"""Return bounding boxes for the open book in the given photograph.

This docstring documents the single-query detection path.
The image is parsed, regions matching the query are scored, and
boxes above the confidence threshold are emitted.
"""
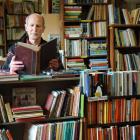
[15,38,58,74]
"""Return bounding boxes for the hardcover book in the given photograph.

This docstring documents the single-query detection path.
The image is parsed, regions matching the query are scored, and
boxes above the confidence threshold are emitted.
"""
[15,38,58,74]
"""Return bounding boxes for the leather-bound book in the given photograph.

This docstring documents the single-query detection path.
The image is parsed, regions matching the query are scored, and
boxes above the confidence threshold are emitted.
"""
[15,38,58,74]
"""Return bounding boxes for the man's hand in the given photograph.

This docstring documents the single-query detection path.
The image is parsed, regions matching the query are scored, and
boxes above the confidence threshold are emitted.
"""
[48,59,60,71]
[9,56,24,74]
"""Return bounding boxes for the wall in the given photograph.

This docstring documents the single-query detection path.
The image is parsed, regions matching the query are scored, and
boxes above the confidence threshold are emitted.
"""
[41,1,61,42]
[42,14,61,41]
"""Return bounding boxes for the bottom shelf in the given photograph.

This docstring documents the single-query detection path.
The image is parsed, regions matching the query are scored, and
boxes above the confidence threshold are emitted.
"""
[87,123,140,140]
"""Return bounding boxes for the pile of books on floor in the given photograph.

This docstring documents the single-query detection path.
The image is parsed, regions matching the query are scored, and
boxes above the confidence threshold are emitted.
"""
[12,105,45,122]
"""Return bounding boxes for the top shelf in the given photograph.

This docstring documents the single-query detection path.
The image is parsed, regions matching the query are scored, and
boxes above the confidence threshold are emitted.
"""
[0,77,80,85]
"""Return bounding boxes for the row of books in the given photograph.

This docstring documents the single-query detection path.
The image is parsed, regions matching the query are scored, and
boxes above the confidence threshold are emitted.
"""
[64,25,82,38]
[86,4,107,20]
[87,125,140,140]
[0,84,84,123]
[6,0,38,14]
[0,129,13,140]
[80,21,107,37]
[6,15,26,27]
[64,6,82,21]
[89,58,108,71]
[28,119,83,140]
[65,39,83,57]
[45,87,84,118]
[12,105,45,122]
[80,70,140,97]
[114,28,138,47]
[6,28,25,41]
[108,4,140,25]
[66,58,86,70]
[87,97,140,124]
[115,51,140,71]
[65,39,107,57]
[64,21,107,38]
[121,8,140,24]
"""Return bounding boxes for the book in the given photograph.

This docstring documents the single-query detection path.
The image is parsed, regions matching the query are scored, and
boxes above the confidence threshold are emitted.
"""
[5,102,14,122]
[12,105,42,113]
[15,38,58,74]
[0,95,8,123]
[6,129,13,140]
[19,74,52,81]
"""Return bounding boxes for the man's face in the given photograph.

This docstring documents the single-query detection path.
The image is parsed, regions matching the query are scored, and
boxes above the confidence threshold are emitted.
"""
[25,15,45,41]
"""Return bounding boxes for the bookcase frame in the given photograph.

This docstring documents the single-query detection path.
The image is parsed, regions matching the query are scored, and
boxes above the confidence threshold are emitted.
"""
[0,1,6,57]
[0,77,86,140]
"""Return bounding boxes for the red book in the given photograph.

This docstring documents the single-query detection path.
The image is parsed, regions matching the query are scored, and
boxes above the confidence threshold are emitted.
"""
[12,105,42,112]
[44,93,54,112]
[6,130,13,140]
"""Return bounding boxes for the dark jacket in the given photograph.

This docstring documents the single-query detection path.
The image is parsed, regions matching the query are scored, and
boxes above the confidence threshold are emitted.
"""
[2,33,64,73]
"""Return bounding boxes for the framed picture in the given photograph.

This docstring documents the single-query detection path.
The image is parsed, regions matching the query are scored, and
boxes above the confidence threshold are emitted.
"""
[12,87,36,107]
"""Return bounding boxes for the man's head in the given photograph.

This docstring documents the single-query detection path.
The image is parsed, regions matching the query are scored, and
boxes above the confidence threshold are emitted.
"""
[25,13,45,45]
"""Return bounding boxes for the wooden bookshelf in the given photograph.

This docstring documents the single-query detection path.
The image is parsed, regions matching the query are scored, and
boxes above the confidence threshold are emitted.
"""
[61,0,109,71]
[81,70,140,139]
[109,24,140,71]
[0,76,86,140]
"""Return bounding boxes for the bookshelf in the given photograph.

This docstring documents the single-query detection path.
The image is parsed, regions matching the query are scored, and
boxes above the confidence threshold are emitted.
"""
[5,0,42,49]
[109,24,140,71]
[0,76,86,140]
[0,1,6,57]
[61,0,109,71]
[80,70,140,139]
[108,0,140,71]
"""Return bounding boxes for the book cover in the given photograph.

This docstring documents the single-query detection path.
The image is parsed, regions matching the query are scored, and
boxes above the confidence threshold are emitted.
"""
[15,42,40,74]
[12,87,36,107]
[15,38,58,74]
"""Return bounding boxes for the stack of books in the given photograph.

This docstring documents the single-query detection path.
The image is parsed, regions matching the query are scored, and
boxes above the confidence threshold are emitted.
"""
[0,70,19,81]
[12,105,45,122]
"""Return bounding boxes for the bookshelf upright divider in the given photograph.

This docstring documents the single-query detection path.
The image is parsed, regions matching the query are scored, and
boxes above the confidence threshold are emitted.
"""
[0,1,6,57]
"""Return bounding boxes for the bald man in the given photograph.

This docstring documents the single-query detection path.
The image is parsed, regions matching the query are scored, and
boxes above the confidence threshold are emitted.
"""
[3,13,63,74]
